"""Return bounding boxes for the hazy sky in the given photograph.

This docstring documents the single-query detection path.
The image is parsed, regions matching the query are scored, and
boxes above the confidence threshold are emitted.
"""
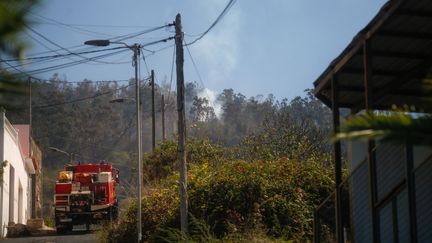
[21,0,387,101]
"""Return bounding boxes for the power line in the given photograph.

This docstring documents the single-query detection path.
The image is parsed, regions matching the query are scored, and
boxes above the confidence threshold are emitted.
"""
[1,48,130,80]
[184,39,219,110]
[35,22,162,29]
[0,46,127,63]
[143,44,174,58]
[36,79,131,84]
[31,13,116,38]
[5,36,174,65]
[167,44,176,106]
[26,25,123,65]
[1,58,132,85]
[23,23,173,58]
[184,0,237,46]
[25,36,174,75]
[33,82,138,109]
[23,29,130,71]
[184,39,205,89]
[24,30,64,57]
[26,48,130,76]
[0,57,35,78]
[2,37,174,86]
[112,24,174,42]
[141,55,150,77]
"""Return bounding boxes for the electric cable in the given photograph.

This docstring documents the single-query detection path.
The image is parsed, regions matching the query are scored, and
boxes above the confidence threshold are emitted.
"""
[111,24,174,42]
[184,0,236,46]
[33,82,136,109]
[41,79,131,84]
[2,36,174,78]
[0,57,131,85]
[0,46,127,63]
[23,23,173,58]
[26,25,125,65]
[26,48,130,76]
[184,39,218,110]
[184,39,205,89]
[31,13,117,38]
[142,54,151,77]
[143,44,174,58]
[167,44,176,106]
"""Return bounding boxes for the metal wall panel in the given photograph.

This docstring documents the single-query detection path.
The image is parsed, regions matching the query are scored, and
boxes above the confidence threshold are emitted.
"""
[397,189,409,243]
[415,157,432,242]
[350,161,372,243]
[379,203,394,243]
[375,143,405,201]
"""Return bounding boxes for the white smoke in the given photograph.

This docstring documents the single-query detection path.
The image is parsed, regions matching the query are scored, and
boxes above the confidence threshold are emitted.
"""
[197,88,223,119]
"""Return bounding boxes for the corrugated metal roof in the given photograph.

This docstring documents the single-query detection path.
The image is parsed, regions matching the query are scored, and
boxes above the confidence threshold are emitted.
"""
[314,0,432,112]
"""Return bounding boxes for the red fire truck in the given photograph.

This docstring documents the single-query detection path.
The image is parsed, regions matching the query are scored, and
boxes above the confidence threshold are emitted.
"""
[54,163,119,233]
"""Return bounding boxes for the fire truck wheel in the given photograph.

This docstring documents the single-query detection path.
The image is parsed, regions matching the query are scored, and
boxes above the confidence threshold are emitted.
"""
[56,225,72,235]
[56,226,67,234]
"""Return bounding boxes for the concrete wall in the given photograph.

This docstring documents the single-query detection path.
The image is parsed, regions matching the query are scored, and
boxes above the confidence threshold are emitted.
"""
[0,115,32,237]
[30,138,43,218]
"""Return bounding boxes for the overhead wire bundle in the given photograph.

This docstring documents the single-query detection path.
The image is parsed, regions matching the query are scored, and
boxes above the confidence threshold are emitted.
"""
[1,20,175,82]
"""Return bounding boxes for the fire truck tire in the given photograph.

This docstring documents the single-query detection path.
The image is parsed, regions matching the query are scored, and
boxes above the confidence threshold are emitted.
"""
[110,202,119,220]
[56,227,65,234]
[56,225,70,234]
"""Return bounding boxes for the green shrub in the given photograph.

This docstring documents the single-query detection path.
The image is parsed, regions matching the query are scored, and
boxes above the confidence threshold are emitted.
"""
[43,216,55,228]
[151,214,217,243]
[102,153,333,242]
[188,159,333,240]
[144,139,224,181]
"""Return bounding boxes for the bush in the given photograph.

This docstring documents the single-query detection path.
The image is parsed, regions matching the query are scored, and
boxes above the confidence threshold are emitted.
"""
[143,139,224,181]
[188,159,333,240]
[101,151,334,242]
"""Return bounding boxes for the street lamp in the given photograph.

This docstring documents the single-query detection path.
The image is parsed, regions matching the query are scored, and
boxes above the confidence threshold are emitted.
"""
[109,97,137,104]
[85,39,143,242]
[48,146,74,164]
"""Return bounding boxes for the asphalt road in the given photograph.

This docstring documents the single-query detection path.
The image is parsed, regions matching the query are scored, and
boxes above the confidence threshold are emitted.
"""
[2,226,99,243]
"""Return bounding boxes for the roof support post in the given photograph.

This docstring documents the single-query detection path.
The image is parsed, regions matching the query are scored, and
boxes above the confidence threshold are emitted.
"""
[363,39,380,243]
[405,143,418,243]
[313,208,321,243]
[331,75,344,243]
[0,108,4,238]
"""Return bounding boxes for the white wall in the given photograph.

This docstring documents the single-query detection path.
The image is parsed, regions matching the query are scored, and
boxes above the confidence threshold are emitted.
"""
[0,118,31,237]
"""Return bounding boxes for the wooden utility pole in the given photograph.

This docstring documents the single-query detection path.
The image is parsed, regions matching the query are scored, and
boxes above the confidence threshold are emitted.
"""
[29,77,36,219]
[161,95,166,141]
[175,13,188,234]
[151,70,156,151]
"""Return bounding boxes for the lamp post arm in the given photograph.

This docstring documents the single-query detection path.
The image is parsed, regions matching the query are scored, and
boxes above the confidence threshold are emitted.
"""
[48,146,70,157]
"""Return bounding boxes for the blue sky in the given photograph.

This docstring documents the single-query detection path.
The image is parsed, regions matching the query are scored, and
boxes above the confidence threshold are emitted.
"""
[22,0,387,101]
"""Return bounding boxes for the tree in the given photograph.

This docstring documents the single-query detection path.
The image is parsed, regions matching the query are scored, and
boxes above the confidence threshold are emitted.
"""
[0,0,37,58]
[0,0,38,109]
[235,90,333,163]
[189,96,216,122]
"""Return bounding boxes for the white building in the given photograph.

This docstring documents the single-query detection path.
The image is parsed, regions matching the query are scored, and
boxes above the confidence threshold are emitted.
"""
[0,109,35,237]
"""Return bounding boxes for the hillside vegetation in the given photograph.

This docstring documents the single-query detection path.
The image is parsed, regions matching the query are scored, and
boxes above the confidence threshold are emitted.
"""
[4,73,334,241]
[100,139,334,242]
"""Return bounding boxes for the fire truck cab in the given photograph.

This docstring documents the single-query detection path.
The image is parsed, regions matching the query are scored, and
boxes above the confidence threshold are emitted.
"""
[54,163,119,233]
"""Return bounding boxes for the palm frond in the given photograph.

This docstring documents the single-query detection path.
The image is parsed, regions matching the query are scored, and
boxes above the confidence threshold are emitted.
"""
[333,112,432,145]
